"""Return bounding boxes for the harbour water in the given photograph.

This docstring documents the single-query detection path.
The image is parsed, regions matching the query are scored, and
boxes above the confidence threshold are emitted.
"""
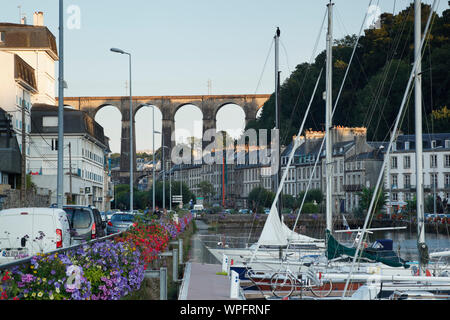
[190,219,450,264]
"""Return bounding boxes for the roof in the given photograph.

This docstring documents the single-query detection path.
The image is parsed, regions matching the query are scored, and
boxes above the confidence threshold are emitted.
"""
[346,150,383,161]
[30,104,109,150]
[393,133,450,152]
[281,138,355,166]
[0,23,58,60]
[14,54,37,92]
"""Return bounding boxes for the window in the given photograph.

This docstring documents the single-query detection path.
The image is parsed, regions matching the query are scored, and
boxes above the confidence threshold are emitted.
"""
[51,139,58,151]
[391,156,398,169]
[445,140,450,149]
[405,141,410,150]
[404,174,411,188]
[42,116,58,127]
[445,174,450,187]
[431,173,438,187]
[391,174,398,188]
[0,32,4,43]
[392,193,398,201]
[431,140,437,148]
[430,154,437,168]
[64,208,92,229]
[445,155,450,168]
[404,156,411,169]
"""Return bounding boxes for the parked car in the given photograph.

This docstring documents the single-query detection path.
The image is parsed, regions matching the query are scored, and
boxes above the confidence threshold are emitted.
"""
[100,211,107,222]
[0,207,71,263]
[106,213,137,235]
[264,208,270,215]
[62,205,106,244]
[106,211,114,221]
[238,209,251,214]
[193,204,204,211]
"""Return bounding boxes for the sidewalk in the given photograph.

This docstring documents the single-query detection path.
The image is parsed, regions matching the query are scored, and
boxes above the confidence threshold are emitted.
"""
[180,262,236,300]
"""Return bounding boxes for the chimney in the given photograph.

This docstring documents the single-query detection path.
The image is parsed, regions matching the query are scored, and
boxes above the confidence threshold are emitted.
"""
[33,11,44,26]
[21,14,27,25]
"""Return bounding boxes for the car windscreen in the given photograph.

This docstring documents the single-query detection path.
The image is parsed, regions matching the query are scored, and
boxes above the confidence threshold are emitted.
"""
[64,208,92,229]
[111,214,134,222]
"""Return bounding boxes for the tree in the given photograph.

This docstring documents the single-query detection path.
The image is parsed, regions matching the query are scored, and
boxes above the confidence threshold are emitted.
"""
[297,189,324,205]
[245,4,450,143]
[282,194,296,209]
[357,187,387,216]
[248,186,275,211]
[149,180,195,209]
[428,106,450,133]
[197,180,214,203]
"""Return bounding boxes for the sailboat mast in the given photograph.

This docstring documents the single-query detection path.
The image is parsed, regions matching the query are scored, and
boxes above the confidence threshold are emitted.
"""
[275,27,282,218]
[414,0,426,274]
[326,1,334,232]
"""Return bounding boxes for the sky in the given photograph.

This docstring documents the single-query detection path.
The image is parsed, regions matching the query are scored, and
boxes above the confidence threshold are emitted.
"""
[1,0,447,153]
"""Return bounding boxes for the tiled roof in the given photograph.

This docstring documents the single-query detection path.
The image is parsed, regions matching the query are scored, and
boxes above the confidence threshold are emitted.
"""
[0,23,58,60]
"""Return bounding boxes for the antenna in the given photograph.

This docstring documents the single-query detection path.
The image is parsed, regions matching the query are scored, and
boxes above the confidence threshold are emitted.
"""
[18,5,22,23]
[207,79,212,95]
[125,80,128,96]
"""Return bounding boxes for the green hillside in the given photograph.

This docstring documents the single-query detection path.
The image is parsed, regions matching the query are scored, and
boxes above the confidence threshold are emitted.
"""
[247,3,450,145]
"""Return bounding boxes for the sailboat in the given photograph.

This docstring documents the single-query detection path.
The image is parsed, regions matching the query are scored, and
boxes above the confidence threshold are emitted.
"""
[223,0,450,300]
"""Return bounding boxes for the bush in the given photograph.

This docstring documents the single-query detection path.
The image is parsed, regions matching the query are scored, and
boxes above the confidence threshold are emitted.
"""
[301,202,319,213]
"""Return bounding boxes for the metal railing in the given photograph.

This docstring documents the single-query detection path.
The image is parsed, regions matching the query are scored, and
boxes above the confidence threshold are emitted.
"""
[0,229,186,300]
[0,232,125,271]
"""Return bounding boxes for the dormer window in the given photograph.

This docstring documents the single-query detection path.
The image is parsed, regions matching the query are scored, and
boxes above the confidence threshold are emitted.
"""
[431,140,437,148]
[405,141,410,150]
[0,32,4,43]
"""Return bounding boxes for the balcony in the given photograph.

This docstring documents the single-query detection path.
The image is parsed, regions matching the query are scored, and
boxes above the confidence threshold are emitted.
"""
[343,184,363,192]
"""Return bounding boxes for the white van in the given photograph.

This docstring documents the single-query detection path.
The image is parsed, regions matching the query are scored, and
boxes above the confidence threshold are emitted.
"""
[0,208,71,264]
[193,204,204,211]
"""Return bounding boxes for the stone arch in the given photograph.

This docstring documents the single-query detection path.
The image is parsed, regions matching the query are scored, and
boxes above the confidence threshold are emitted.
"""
[173,102,204,120]
[133,103,162,119]
[134,104,163,154]
[173,104,204,145]
[92,103,121,119]
[213,101,245,120]
[215,103,246,139]
[94,105,123,155]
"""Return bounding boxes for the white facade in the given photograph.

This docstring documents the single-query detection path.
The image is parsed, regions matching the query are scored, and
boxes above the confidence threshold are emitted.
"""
[0,52,34,174]
[29,134,108,210]
[385,135,450,214]
[14,50,56,105]
[0,15,58,178]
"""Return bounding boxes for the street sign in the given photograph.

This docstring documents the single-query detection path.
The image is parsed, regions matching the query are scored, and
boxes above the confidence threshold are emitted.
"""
[172,195,183,203]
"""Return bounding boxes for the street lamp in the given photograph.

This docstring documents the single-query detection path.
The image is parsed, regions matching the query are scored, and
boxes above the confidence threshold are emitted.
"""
[56,0,64,208]
[110,47,133,213]
[161,145,171,210]
[153,128,161,213]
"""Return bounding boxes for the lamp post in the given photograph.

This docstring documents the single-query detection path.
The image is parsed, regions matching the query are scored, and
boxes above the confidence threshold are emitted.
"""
[56,0,64,208]
[161,145,170,210]
[151,108,161,213]
[110,47,133,213]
